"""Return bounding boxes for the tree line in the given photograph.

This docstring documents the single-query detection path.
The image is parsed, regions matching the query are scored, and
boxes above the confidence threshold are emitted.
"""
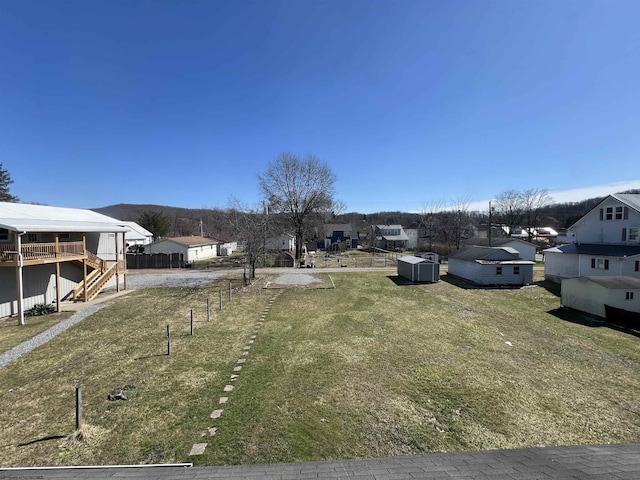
[2,158,631,282]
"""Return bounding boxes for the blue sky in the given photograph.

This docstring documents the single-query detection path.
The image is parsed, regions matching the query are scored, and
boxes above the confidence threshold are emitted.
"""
[2,0,639,214]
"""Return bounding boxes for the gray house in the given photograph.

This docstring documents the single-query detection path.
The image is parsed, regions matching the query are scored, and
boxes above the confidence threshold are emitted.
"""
[561,276,640,321]
[397,256,439,283]
[448,246,534,286]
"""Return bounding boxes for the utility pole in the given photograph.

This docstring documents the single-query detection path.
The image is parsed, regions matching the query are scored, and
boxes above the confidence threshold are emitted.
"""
[488,201,493,247]
[199,219,204,237]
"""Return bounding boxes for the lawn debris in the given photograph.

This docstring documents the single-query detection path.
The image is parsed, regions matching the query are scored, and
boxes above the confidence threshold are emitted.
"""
[107,388,128,401]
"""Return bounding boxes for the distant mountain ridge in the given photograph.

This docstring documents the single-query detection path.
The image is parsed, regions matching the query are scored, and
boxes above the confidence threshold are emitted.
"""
[92,191,639,238]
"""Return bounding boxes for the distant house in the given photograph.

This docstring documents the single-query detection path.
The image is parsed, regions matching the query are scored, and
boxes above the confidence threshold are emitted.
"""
[561,276,640,322]
[211,235,238,256]
[544,193,640,283]
[145,236,219,263]
[322,224,357,251]
[463,237,537,262]
[375,225,409,251]
[265,233,295,252]
[1,202,128,322]
[397,256,439,283]
[119,221,153,249]
[448,246,534,286]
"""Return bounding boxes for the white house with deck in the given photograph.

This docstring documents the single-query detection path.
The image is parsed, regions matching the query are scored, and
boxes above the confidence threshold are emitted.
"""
[0,202,128,324]
[544,194,640,283]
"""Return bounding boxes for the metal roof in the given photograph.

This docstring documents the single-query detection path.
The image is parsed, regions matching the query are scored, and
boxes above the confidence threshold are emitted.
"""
[449,246,522,262]
[544,243,640,257]
[577,276,640,289]
[0,202,128,233]
[464,237,536,248]
[151,236,219,247]
[119,221,153,240]
[398,255,436,265]
[381,233,409,241]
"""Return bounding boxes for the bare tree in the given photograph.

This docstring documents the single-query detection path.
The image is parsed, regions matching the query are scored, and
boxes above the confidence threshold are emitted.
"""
[259,153,340,260]
[418,200,445,251]
[494,189,525,236]
[522,188,552,241]
[226,198,271,284]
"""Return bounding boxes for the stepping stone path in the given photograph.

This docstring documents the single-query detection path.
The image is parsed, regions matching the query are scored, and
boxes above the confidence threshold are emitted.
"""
[190,289,284,456]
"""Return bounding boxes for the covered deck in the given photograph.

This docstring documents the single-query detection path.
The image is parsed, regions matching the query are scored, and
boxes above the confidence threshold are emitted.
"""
[0,240,86,266]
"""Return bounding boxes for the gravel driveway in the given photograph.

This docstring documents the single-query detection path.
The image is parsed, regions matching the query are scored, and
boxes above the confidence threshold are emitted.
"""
[118,269,227,289]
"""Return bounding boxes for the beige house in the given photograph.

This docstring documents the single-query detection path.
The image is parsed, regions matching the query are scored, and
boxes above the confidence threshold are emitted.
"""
[145,236,219,263]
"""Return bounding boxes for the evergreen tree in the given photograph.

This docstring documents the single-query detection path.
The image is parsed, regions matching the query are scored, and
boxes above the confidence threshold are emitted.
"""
[0,163,19,202]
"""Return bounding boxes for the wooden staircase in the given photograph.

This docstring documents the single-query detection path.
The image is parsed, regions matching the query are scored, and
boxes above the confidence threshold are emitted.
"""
[72,253,124,302]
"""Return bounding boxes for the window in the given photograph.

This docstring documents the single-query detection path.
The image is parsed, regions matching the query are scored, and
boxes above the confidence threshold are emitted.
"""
[27,233,38,242]
[59,233,71,240]
[0,229,8,241]
[615,206,623,220]
[496,266,502,275]
[626,292,634,300]
[629,228,639,242]
[514,266,520,274]
[606,207,613,220]
[591,258,609,270]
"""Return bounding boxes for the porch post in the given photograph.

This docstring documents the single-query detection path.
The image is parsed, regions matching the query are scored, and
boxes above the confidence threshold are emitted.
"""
[55,233,61,312]
[55,261,61,313]
[15,232,25,326]
[122,232,128,291]
[115,231,120,292]
[83,258,88,302]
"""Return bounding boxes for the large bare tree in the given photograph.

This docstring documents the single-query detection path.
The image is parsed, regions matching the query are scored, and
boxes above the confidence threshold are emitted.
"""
[494,189,525,236]
[522,188,552,241]
[259,153,339,260]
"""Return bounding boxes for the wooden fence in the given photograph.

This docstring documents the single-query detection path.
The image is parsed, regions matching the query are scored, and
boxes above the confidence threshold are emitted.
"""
[126,253,184,269]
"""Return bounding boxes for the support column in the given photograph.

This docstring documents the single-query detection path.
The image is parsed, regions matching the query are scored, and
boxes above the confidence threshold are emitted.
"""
[15,233,25,325]
[55,261,61,313]
[83,258,88,302]
[115,231,120,292]
[122,232,128,291]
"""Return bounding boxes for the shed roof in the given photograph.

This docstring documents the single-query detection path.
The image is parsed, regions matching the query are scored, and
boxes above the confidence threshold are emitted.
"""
[464,237,536,248]
[150,236,219,248]
[0,202,128,233]
[578,276,640,289]
[398,255,435,265]
[449,246,522,262]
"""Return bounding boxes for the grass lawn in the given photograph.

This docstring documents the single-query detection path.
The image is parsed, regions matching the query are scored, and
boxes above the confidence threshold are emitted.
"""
[0,271,638,467]
[0,311,74,355]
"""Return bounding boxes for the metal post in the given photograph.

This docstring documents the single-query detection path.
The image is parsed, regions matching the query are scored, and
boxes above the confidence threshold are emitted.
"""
[219,289,223,310]
[207,298,210,321]
[75,386,83,430]
[167,325,171,356]
[190,309,194,335]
